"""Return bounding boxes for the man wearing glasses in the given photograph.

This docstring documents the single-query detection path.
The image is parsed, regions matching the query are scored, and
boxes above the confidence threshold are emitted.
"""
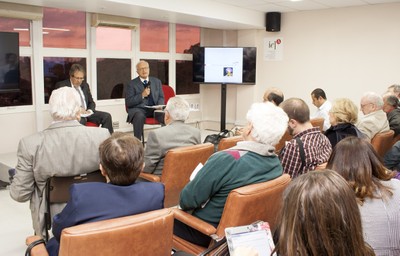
[55,63,114,134]
[126,60,165,140]
[356,91,389,141]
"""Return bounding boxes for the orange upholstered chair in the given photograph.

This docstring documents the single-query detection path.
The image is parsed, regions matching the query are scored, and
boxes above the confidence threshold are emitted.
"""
[217,136,244,151]
[371,130,395,158]
[139,143,214,208]
[26,208,174,256]
[310,117,324,132]
[172,174,291,255]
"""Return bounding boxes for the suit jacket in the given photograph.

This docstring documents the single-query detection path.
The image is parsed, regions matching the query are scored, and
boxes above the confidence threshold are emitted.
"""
[143,121,201,175]
[46,181,164,256]
[55,79,96,111]
[125,76,164,122]
[356,109,390,141]
[9,120,110,237]
[387,108,400,136]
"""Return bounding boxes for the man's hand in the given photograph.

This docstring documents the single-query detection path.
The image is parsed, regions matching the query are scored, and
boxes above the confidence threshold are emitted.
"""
[142,87,150,98]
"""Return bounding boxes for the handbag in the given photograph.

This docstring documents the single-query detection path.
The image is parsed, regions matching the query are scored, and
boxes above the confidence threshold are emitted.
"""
[203,129,232,152]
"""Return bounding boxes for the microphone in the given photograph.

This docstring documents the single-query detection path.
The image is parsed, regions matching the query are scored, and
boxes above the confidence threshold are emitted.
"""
[144,80,151,89]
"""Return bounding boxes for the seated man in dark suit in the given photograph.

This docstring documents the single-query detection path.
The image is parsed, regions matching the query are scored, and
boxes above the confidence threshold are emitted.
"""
[125,60,164,139]
[46,132,164,256]
[55,63,114,134]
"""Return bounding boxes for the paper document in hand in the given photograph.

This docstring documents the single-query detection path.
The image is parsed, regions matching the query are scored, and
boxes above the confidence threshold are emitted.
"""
[145,105,166,110]
[190,163,203,181]
[80,112,93,118]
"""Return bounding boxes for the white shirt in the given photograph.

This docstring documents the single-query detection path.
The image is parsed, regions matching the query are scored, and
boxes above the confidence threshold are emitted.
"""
[312,100,332,131]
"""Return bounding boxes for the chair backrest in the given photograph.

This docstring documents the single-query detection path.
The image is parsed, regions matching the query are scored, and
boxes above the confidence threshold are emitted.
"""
[371,129,395,158]
[161,143,214,207]
[217,136,244,151]
[162,84,175,105]
[59,208,174,256]
[275,130,292,153]
[215,174,291,238]
[45,171,106,240]
[310,117,324,132]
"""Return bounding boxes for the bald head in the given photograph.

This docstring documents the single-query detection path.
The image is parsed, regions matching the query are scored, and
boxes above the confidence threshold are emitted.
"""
[263,87,284,106]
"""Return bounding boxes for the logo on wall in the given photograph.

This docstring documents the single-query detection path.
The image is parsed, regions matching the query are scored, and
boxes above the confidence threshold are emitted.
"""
[264,37,283,61]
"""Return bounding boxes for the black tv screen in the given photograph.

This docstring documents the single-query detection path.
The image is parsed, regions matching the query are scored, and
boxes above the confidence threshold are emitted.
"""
[0,32,20,92]
[193,47,256,84]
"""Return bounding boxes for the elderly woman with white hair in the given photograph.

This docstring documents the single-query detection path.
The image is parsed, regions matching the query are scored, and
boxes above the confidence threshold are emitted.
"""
[174,102,289,247]
[10,86,110,238]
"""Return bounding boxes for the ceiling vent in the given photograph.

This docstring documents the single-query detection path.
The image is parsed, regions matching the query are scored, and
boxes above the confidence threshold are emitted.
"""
[91,13,139,29]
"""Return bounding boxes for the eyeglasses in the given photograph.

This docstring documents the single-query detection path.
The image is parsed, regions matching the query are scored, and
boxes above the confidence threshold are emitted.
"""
[360,102,373,109]
[138,67,149,71]
[72,76,84,80]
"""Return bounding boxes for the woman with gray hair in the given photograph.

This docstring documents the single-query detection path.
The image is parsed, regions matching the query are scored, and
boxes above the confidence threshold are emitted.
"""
[174,102,289,247]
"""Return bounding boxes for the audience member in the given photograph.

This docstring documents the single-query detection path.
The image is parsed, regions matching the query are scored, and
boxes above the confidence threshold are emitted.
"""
[126,60,165,139]
[9,87,110,237]
[382,93,400,136]
[387,84,400,99]
[279,98,332,178]
[356,92,389,141]
[324,98,365,148]
[310,88,332,131]
[143,97,201,175]
[174,102,288,247]
[273,170,375,256]
[55,64,114,134]
[46,132,164,256]
[262,87,284,106]
[384,141,400,173]
[327,136,400,255]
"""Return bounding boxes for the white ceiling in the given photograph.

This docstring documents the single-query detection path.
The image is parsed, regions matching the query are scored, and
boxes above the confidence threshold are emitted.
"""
[3,0,400,30]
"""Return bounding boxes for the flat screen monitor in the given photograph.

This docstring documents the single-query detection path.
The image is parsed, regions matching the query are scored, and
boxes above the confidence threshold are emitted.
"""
[0,32,20,92]
[193,47,256,84]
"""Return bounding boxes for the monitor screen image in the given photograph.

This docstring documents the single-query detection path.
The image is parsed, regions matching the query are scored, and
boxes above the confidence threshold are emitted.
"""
[193,46,256,84]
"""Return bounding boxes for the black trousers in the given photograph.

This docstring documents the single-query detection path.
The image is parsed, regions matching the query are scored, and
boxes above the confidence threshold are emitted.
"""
[80,110,114,134]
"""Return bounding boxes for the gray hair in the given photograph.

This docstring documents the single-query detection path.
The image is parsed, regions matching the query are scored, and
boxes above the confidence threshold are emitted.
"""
[165,97,190,121]
[49,87,81,121]
[362,92,383,108]
[246,102,289,146]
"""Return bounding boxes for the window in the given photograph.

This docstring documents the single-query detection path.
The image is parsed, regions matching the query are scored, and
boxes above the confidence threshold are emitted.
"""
[0,17,30,47]
[43,8,86,49]
[43,57,86,103]
[0,56,32,107]
[96,27,131,51]
[140,20,168,52]
[142,59,169,85]
[96,58,131,100]
[176,24,200,54]
[176,60,198,94]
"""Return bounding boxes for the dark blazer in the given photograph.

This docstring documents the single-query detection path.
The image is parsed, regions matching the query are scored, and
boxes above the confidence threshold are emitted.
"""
[324,123,365,148]
[387,108,400,136]
[125,76,164,122]
[55,79,96,111]
[46,181,164,256]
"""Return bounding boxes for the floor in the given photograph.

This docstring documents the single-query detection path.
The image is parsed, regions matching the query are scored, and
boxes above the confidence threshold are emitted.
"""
[0,128,219,255]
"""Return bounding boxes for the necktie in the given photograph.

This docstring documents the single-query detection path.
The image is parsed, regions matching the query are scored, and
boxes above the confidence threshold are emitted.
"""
[144,80,155,106]
[75,87,86,109]
[144,80,148,85]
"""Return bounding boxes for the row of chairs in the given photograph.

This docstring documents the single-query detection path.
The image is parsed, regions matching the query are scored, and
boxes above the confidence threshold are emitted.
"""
[27,174,291,256]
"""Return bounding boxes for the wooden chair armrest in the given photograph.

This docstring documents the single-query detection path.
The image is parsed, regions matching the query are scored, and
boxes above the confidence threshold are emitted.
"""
[26,235,48,256]
[172,208,217,236]
[139,172,161,182]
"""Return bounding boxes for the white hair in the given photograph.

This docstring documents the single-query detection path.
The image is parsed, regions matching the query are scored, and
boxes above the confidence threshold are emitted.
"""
[362,91,383,108]
[246,102,289,146]
[165,97,190,121]
[49,87,81,121]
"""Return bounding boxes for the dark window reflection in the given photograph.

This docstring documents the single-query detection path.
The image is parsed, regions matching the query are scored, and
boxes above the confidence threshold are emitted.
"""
[43,57,86,103]
[176,60,198,95]
[143,59,169,85]
[97,58,131,100]
[0,56,32,107]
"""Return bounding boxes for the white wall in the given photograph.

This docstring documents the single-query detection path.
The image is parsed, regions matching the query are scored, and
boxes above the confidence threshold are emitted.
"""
[199,3,400,131]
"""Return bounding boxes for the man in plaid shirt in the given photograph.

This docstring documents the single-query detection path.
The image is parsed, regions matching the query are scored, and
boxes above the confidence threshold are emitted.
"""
[279,98,332,178]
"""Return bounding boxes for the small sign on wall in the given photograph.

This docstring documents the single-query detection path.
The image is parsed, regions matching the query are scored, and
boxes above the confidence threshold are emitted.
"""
[264,37,283,61]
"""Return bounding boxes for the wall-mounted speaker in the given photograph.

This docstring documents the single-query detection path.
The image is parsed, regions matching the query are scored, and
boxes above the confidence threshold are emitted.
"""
[266,12,281,32]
